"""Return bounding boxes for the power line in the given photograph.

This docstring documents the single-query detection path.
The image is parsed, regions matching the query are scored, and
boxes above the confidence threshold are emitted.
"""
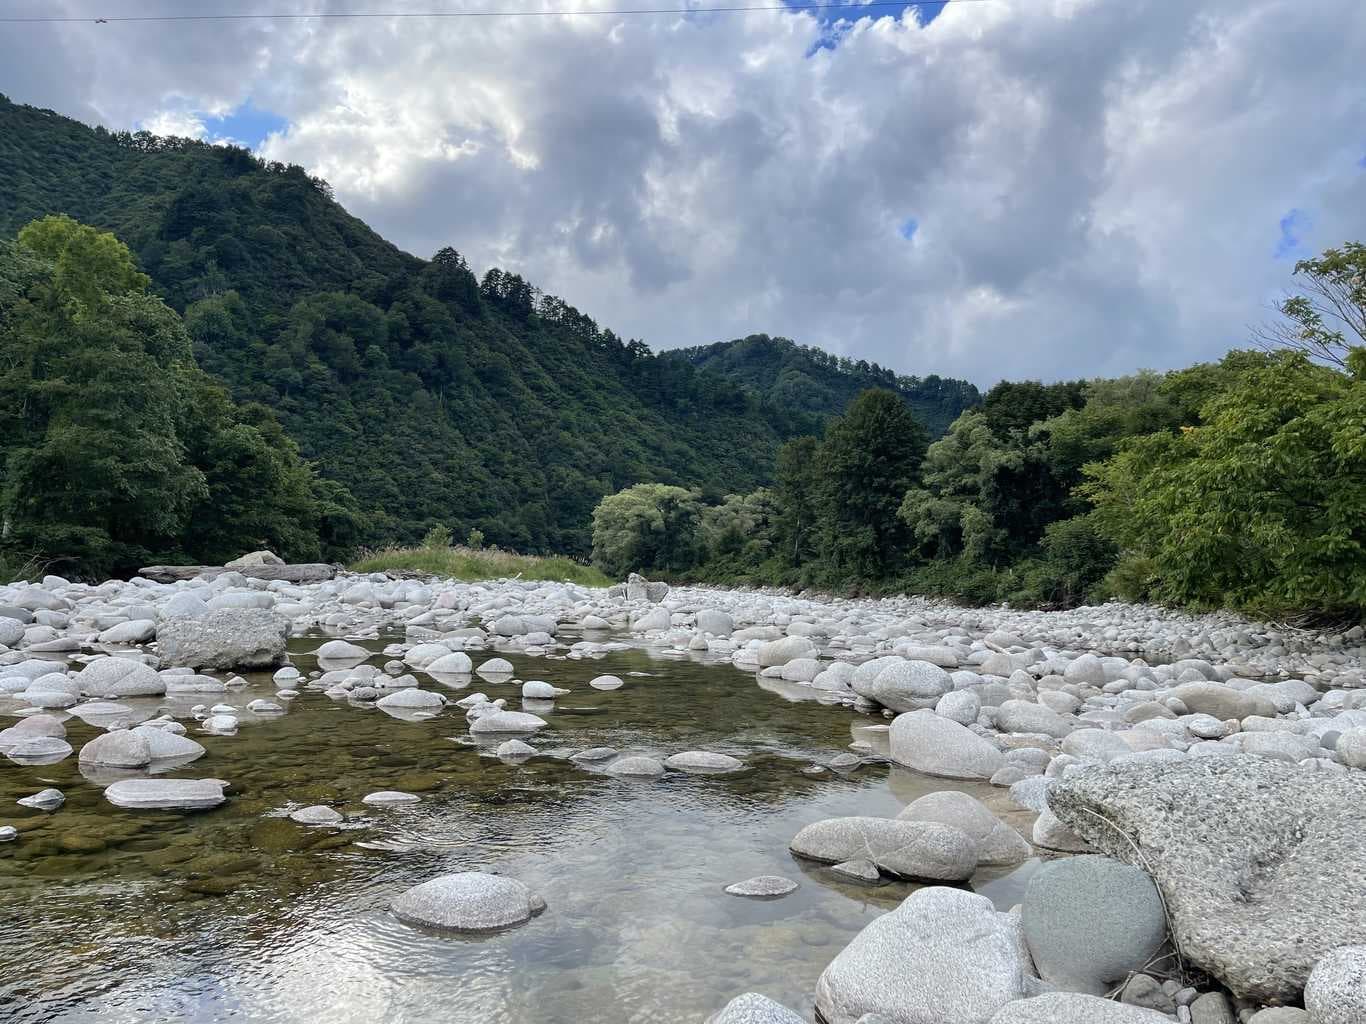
[1,1,994,26]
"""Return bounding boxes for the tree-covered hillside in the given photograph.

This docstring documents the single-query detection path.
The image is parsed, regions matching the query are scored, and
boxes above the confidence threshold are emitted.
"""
[667,334,980,436]
[0,94,832,557]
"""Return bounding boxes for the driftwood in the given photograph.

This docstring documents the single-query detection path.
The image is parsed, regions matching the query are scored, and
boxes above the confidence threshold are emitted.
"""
[138,563,340,584]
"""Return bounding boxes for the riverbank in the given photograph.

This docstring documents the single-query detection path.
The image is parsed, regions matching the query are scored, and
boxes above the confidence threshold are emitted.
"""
[349,545,610,587]
[2,568,1364,1021]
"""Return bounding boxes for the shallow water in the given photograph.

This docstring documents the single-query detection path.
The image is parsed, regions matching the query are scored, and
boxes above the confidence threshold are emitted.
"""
[0,634,1037,1023]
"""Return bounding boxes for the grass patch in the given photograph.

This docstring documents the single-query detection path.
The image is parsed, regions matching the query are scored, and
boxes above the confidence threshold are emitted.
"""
[350,545,611,587]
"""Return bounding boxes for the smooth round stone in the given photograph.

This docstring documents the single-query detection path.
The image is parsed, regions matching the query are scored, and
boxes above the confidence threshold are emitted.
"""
[17,788,64,811]
[664,751,745,774]
[0,826,16,842]
[391,871,544,932]
[589,675,624,691]
[104,778,227,810]
[246,699,284,714]
[130,726,206,762]
[476,658,514,677]
[724,875,799,898]
[375,689,444,709]
[569,746,618,763]
[289,805,344,825]
[17,689,77,709]
[496,739,537,760]
[6,736,73,765]
[605,756,665,778]
[202,714,238,735]
[316,640,371,663]
[469,711,548,735]
[362,791,420,806]
[521,680,568,699]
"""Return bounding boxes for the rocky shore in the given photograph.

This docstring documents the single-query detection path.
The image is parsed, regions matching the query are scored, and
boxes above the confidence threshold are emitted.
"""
[2,563,1364,1023]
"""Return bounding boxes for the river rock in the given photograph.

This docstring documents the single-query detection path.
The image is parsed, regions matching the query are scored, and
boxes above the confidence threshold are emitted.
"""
[131,725,206,762]
[724,875,798,897]
[78,730,152,768]
[476,657,515,677]
[1304,945,1366,1024]
[815,886,1033,1024]
[1168,683,1275,721]
[664,751,745,774]
[17,788,64,811]
[289,805,344,825]
[5,736,73,765]
[696,609,734,636]
[316,640,371,663]
[889,709,1005,780]
[704,993,805,1024]
[896,790,1031,866]
[157,608,288,670]
[853,659,953,713]
[1049,755,1366,1003]
[605,755,666,777]
[988,992,1176,1023]
[376,688,445,709]
[1021,855,1167,995]
[98,619,156,645]
[362,790,421,805]
[790,816,977,881]
[391,871,543,932]
[589,675,624,690]
[77,657,165,697]
[469,711,548,735]
[996,699,1074,738]
[104,778,227,810]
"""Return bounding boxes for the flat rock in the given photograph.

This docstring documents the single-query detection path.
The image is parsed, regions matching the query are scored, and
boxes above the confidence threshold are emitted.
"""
[605,755,666,777]
[1050,755,1366,1003]
[17,788,64,811]
[362,791,421,806]
[724,875,798,898]
[665,751,745,774]
[816,886,1032,1024]
[104,778,226,810]
[391,871,543,932]
[289,805,344,825]
[790,816,977,881]
[588,675,624,690]
[469,711,548,735]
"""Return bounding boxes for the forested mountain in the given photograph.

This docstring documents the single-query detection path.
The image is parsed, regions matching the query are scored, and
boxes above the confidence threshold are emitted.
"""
[667,335,980,436]
[0,94,847,556]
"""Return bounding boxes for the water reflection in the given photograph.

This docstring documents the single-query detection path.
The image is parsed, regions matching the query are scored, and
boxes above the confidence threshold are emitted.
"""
[0,634,1038,1023]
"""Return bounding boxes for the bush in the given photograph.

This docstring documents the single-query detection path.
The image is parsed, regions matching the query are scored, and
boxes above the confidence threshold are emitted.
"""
[1096,553,1162,604]
[466,527,485,549]
[421,525,452,549]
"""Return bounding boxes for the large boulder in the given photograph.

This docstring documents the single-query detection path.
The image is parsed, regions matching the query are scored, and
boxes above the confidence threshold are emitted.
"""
[1050,755,1366,1003]
[157,608,288,670]
[757,636,817,668]
[995,699,1074,739]
[815,886,1034,1024]
[1020,855,1167,994]
[890,710,1005,780]
[76,657,166,697]
[225,550,284,568]
[704,993,805,1024]
[104,778,227,810]
[78,730,152,768]
[988,992,1175,1023]
[897,790,1031,866]
[391,872,543,931]
[852,659,953,713]
[789,816,977,881]
[1168,682,1276,721]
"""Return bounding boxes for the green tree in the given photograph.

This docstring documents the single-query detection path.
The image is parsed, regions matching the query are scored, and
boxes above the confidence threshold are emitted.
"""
[773,436,821,567]
[815,388,929,579]
[590,483,704,578]
[1256,241,1366,368]
[1085,349,1366,616]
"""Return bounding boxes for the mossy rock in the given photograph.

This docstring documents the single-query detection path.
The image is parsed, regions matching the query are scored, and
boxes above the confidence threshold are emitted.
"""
[249,817,321,854]
[141,845,198,870]
[185,852,260,876]
[183,876,242,897]
[57,833,108,854]
[309,832,359,852]
[391,771,443,792]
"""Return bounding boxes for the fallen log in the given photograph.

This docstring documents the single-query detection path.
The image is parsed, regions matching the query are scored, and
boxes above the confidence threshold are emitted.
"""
[138,563,339,584]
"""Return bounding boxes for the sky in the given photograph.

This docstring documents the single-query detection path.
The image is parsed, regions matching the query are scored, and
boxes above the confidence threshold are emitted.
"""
[2,0,1365,385]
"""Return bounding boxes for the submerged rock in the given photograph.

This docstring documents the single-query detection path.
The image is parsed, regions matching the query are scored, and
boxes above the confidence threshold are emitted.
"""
[391,872,544,932]
[1050,755,1366,1003]
[605,755,666,777]
[289,805,344,825]
[17,788,64,811]
[362,791,421,806]
[723,875,798,898]
[664,751,745,774]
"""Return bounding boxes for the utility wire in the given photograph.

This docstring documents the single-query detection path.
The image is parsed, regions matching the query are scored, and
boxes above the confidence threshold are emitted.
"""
[1,1,993,26]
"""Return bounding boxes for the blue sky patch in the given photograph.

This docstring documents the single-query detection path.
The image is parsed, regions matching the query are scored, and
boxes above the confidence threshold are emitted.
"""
[798,1,945,55]
[204,100,288,150]
[1273,208,1309,261]
[899,217,919,241]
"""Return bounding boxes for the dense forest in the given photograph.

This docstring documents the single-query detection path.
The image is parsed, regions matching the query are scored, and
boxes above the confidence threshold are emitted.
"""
[593,243,1366,619]
[2,95,982,567]
[667,335,980,436]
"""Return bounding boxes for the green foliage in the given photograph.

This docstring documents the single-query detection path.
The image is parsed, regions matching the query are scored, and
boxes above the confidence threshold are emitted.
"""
[0,217,356,576]
[590,483,704,578]
[668,334,979,436]
[421,525,453,550]
[1259,241,1366,368]
[466,527,485,549]
[352,545,609,586]
[815,389,929,579]
[1085,349,1366,616]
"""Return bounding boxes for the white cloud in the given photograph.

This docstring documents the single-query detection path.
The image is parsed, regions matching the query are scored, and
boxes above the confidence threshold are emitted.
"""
[3,0,1365,385]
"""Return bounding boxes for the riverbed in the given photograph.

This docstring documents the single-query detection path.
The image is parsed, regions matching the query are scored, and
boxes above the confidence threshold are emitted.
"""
[0,633,1036,1023]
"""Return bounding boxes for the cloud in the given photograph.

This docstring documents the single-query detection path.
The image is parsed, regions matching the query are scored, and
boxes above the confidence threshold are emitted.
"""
[2,0,1365,385]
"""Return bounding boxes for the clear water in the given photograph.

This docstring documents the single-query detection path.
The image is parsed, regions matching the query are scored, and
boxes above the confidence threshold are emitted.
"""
[0,634,1037,1023]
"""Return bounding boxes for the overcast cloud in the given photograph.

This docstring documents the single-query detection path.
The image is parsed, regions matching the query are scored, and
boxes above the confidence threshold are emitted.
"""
[2,0,1364,384]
